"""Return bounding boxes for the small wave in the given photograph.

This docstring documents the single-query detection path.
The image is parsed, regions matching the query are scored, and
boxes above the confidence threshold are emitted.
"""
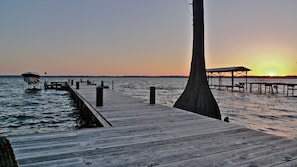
[279,115,297,120]
[40,120,50,124]
[43,116,54,119]
[60,92,69,96]
[47,124,59,128]
[30,102,40,105]
[256,115,279,120]
[28,122,38,126]
[16,115,35,120]
[285,115,297,119]
[266,127,279,131]
[273,108,296,113]
[7,124,21,128]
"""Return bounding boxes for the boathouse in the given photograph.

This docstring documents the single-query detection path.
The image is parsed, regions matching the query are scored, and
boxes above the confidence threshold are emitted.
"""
[206,66,251,91]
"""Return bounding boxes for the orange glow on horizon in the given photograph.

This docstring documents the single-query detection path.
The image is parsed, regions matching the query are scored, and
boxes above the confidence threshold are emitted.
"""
[208,42,297,77]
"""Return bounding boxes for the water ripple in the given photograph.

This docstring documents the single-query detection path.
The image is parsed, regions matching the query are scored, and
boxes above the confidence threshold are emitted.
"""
[0,77,81,137]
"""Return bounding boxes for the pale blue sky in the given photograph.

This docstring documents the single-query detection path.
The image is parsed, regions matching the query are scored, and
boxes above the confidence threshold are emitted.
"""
[1,0,297,76]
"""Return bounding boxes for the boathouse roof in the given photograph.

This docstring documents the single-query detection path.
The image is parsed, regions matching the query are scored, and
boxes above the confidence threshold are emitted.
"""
[206,66,251,73]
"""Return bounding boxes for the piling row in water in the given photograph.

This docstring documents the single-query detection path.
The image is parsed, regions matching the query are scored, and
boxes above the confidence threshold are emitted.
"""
[66,82,111,128]
[49,80,156,127]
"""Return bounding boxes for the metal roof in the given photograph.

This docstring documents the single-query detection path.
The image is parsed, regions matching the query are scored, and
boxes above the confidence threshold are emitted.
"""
[206,66,251,73]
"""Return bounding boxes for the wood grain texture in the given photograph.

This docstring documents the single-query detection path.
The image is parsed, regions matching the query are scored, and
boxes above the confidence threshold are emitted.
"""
[8,85,297,166]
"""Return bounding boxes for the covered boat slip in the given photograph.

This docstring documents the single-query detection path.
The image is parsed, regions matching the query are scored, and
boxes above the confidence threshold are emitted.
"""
[206,66,297,96]
[206,66,251,91]
[21,72,41,85]
[8,84,297,166]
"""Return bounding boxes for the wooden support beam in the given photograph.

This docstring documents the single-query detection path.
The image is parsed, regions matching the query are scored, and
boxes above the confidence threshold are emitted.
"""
[76,81,79,89]
[96,87,103,106]
[150,87,155,104]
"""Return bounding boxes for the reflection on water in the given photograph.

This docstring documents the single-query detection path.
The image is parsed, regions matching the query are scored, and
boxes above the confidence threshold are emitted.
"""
[214,90,297,139]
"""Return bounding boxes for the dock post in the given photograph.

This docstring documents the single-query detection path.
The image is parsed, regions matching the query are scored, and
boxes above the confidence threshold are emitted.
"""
[76,81,79,89]
[71,80,73,86]
[231,71,234,91]
[150,86,155,104]
[101,81,104,87]
[96,87,103,106]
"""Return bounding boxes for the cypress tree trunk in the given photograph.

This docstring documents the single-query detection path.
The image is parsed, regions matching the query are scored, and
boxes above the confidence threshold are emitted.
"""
[174,0,221,120]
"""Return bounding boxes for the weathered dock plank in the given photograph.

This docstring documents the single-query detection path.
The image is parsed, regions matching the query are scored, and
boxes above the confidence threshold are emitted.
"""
[8,84,297,166]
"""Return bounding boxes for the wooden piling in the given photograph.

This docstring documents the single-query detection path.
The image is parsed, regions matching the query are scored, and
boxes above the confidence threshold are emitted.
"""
[76,81,79,89]
[150,86,155,104]
[96,86,103,106]
[67,84,110,127]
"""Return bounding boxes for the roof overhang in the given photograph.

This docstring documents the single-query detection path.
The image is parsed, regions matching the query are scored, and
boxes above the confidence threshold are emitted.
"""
[206,66,251,73]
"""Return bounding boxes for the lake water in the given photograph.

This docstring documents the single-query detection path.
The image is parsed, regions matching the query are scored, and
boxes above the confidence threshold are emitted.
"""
[0,76,80,136]
[1,76,297,140]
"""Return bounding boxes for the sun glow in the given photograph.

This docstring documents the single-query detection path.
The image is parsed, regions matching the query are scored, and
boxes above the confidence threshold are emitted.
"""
[242,44,297,76]
[266,72,277,77]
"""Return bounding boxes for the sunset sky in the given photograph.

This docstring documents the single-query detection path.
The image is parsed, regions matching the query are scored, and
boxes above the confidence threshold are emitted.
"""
[1,0,297,76]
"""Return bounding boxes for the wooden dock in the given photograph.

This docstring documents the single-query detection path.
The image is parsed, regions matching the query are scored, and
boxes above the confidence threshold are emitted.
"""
[7,83,297,166]
[44,81,68,90]
[248,82,297,96]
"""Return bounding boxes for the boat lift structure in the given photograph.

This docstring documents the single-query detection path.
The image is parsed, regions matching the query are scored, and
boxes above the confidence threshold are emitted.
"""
[21,72,42,92]
[206,66,251,91]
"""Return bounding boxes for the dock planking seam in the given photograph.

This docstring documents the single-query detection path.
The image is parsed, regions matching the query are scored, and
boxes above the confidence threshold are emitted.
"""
[80,129,285,166]
[8,84,297,166]
[10,118,233,148]
[19,157,85,167]
[154,135,292,167]
[13,123,243,154]
[13,125,248,163]
[16,127,271,165]
[14,126,276,165]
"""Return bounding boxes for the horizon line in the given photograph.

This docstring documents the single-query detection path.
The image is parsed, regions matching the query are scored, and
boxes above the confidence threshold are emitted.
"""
[1,75,297,78]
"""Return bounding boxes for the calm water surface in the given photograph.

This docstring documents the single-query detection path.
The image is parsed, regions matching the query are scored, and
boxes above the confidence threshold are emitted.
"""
[1,76,297,140]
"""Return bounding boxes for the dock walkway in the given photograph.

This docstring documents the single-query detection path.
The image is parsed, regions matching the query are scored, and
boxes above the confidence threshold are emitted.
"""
[8,84,297,166]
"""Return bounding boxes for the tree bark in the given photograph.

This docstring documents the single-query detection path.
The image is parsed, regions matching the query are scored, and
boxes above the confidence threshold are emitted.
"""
[174,0,221,120]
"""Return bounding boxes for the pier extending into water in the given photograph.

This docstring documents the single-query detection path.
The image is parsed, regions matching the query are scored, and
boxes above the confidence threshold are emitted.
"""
[44,81,68,90]
[7,82,297,166]
[248,82,297,96]
[206,66,297,96]
[210,81,297,96]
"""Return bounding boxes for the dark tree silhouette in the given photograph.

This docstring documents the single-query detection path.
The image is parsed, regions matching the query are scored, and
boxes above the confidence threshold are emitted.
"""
[174,0,221,120]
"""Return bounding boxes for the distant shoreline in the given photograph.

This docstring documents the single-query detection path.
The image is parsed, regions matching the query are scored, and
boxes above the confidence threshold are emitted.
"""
[1,75,297,79]
[1,75,187,78]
